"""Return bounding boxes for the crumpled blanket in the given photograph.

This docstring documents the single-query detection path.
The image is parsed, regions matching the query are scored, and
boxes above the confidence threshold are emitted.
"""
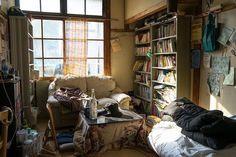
[53,87,88,112]
[163,97,236,149]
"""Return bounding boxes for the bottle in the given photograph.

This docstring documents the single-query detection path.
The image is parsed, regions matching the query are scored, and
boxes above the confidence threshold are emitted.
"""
[90,89,97,119]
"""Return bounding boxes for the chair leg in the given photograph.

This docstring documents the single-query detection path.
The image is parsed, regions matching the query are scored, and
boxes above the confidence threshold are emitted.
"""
[42,120,58,154]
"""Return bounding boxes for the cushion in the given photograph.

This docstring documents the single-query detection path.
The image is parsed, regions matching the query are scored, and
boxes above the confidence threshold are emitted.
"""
[54,76,87,92]
[86,76,116,98]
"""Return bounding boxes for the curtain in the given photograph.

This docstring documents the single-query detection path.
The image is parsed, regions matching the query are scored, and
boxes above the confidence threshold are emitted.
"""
[64,19,87,76]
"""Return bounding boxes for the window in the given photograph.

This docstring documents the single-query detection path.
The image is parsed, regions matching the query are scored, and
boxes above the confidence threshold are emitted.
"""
[18,0,109,78]
[32,19,104,77]
[19,0,60,13]
[19,0,104,16]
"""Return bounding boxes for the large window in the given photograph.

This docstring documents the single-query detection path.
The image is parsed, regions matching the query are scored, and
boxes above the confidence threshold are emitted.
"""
[19,0,103,16]
[32,19,104,77]
[18,0,109,78]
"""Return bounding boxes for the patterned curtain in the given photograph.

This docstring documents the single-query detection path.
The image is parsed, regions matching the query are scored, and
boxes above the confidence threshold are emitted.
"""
[64,19,87,76]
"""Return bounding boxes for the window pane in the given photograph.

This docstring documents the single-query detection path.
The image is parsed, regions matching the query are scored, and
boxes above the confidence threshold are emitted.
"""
[86,0,103,16]
[88,22,104,39]
[44,59,64,77]
[41,0,60,13]
[33,39,42,58]
[44,40,63,58]
[34,59,43,77]
[87,41,104,58]
[87,59,104,75]
[20,0,40,11]
[67,0,85,15]
[32,19,41,38]
[43,20,63,38]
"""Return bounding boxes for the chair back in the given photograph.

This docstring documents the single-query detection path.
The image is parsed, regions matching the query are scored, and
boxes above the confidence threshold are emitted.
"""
[0,109,9,157]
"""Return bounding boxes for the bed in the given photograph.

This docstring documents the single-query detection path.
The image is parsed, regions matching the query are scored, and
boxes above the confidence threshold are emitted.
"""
[147,97,236,157]
[148,121,236,157]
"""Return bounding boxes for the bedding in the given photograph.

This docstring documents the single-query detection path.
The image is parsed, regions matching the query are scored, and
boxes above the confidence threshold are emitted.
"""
[148,121,236,157]
[162,97,236,149]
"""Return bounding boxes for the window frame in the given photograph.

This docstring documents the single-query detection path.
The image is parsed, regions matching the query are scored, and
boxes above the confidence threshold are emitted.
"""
[16,0,111,79]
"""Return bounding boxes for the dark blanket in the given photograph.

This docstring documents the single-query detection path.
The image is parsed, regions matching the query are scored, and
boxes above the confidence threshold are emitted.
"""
[163,97,236,149]
[54,87,88,112]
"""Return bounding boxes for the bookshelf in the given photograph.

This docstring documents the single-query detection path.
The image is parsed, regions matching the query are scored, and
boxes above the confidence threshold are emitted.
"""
[151,16,191,116]
[133,25,152,114]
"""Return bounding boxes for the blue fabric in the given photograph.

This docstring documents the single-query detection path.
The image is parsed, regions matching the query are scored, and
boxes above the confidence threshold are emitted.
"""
[56,132,73,145]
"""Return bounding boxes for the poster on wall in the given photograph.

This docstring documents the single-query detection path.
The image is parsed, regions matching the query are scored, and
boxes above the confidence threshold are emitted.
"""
[229,30,236,48]
[217,25,234,46]
[208,73,221,96]
[211,56,230,75]
[223,67,234,86]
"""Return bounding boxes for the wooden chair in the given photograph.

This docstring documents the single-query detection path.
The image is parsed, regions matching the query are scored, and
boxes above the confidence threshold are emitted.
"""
[42,103,74,154]
[0,109,9,157]
[42,103,59,154]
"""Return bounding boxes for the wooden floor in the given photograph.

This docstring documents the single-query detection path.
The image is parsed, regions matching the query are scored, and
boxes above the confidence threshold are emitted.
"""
[36,118,157,157]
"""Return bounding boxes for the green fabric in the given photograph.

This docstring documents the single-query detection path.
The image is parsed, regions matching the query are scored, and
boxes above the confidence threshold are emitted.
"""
[202,14,219,52]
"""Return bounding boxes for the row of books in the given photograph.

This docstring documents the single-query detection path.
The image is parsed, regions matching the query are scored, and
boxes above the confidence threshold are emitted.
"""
[154,39,176,53]
[133,60,151,72]
[135,32,151,44]
[156,71,176,85]
[155,55,176,67]
[135,74,151,86]
[136,46,151,56]
[136,85,151,100]
[155,22,176,39]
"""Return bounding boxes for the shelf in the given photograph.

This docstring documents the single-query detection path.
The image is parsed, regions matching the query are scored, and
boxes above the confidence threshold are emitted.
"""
[154,52,176,55]
[134,81,150,87]
[135,42,151,46]
[135,25,151,32]
[135,71,151,74]
[152,80,176,87]
[152,66,176,70]
[152,16,177,26]
[135,95,151,102]
[135,55,148,57]
[152,35,176,42]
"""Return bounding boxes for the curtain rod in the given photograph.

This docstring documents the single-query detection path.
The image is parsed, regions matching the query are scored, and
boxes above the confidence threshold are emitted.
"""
[31,14,118,21]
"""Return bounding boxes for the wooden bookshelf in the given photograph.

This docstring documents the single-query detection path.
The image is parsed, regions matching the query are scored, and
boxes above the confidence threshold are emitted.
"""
[151,16,191,116]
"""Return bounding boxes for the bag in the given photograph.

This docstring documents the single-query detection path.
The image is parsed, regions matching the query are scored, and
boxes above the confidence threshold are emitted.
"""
[8,6,25,16]
[202,14,219,52]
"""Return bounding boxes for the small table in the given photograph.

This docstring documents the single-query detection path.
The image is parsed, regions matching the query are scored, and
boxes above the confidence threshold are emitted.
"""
[73,109,146,156]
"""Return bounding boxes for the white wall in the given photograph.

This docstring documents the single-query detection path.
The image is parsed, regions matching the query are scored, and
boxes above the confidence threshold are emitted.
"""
[199,0,236,116]
[111,0,134,92]
[125,0,163,20]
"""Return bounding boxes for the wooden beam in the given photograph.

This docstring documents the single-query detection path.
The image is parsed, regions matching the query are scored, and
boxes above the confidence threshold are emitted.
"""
[111,29,134,32]
[125,0,167,24]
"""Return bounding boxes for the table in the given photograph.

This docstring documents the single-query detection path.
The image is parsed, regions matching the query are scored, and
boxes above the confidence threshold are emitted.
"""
[73,109,149,156]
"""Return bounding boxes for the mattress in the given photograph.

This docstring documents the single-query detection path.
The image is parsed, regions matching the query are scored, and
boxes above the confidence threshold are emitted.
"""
[148,121,236,157]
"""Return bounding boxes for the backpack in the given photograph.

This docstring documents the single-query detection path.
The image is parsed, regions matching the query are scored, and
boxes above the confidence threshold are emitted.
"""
[8,6,25,16]
[202,14,219,52]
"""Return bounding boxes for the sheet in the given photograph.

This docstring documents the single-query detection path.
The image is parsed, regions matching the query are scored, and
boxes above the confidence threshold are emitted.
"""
[148,121,236,157]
